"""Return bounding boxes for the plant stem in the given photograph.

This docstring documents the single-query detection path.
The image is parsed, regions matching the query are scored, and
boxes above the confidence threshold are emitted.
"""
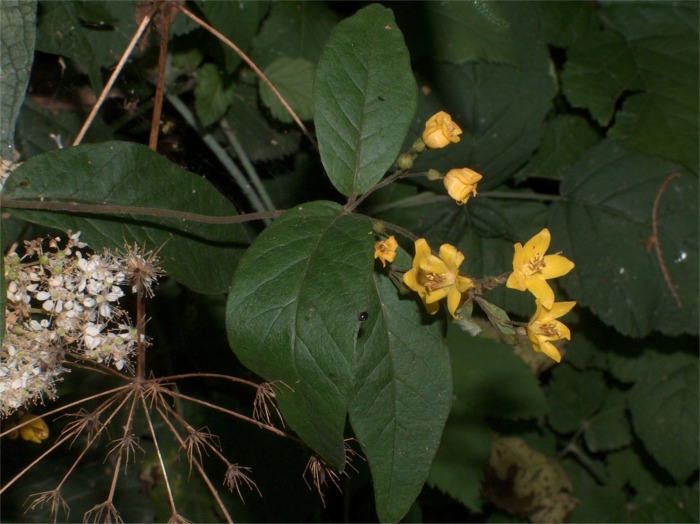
[480,191,560,202]
[221,117,276,211]
[166,94,270,221]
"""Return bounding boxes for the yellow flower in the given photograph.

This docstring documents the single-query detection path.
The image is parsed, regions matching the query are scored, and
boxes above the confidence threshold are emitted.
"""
[403,238,474,318]
[506,228,575,309]
[8,414,50,444]
[444,168,483,205]
[527,299,576,362]
[422,111,463,149]
[374,236,398,268]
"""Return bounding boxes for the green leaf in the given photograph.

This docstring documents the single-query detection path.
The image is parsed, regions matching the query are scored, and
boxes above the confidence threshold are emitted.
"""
[395,1,516,65]
[250,1,337,69]
[519,115,601,181]
[350,270,451,523]
[607,447,661,495]
[196,0,264,73]
[314,4,417,197]
[550,140,699,337]
[226,201,374,466]
[410,5,556,188]
[428,417,491,512]
[0,0,36,160]
[584,389,632,453]
[225,202,452,522]
[1,141,250,293]
[447,325,548,420]
[259,57,314,123]
[561,3,698,172]
[194,63,232,127]
[629,352,698,482]
[531,1,598,48]
[547,366,606,434]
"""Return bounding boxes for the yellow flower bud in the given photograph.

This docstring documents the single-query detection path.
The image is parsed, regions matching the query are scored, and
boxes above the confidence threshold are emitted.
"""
[427,169,442,181]
[422,111,463,149]
[444,168,483,205]
[17,414,49,444]
[374,236,399,268]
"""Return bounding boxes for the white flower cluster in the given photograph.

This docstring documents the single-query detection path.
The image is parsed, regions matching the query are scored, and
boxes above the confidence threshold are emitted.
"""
[1,232,151,417]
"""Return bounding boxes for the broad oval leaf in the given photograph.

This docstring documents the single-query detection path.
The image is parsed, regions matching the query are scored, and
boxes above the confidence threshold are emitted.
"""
[549,140,698,337]
[1,141,250,293]
[225,201,452,522]
[259,57,315,123]
[314,3,417,197]
[225,201,375,466]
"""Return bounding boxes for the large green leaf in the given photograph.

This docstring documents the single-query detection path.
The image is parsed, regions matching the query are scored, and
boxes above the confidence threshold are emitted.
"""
[410,3,556,188]
[1,141,250,293]
[550,140,699,337]
[627,351,699,483]
[314,4,417,197]
[394,1,516,65]
[350,270,451,523]
[561,2,698,172]
[225,201,452,522]
[0,0,35,160]
[249,1,338,69]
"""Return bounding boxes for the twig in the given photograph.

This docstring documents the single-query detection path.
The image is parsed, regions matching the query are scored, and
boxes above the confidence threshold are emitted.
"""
[73,11,154,146]
[176,4,318,150]
[650,173,683,308]
[0,198,282,224]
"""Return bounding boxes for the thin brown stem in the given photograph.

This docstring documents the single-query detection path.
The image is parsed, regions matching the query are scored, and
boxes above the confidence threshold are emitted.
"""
[176,5,317,151]
[153,404,235,523]
[160,372,260,389]
[163,389,294,441]
[73,11,154,146]
[138,392,179,518]
[0,198,283,224]
[149,11,171,151]
[650,172,683,308]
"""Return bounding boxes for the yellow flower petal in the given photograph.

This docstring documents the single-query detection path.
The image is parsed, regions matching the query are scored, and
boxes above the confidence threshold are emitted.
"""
[422,111,463,149]
[443,168,482,205]
[374,236,398,268]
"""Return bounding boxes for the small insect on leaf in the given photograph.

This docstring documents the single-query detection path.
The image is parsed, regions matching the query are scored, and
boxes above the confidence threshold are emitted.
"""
[358,311,369,322]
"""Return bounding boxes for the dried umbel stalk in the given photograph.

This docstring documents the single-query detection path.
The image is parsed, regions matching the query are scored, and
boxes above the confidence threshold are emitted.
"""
[1,232,162,417]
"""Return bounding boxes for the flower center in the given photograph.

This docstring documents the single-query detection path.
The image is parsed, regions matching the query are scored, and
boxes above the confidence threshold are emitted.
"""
[538,322,560,338]
[422,271,454,292]
[525,254,546,276]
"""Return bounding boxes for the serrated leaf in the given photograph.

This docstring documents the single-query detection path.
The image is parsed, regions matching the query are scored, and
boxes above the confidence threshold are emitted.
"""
[194,63,232,127]
[409,7,556,188]
[447,325,548,420]
[197,0,264,73]
[629,353,698,482]
[428,418,491,512]
[547,366,606,434]
[395,1,516,65]
[550,140,699,337]
[561,3,698,172]
[531,1,598,48]
[226,85,300,163]
[1,141,250,293]
[607,447,661,495]
[519,115,601,181]
[584,389,632,452]
[0,0,35,160]
[314,4,417,197]
[259,57,314,123]
[250,1,338,69]
[225,202,452,522]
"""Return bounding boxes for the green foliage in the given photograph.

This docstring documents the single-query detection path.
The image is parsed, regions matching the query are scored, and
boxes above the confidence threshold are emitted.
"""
[1,1,698,523]
[2,142,250,293]
[314,4,417,197]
